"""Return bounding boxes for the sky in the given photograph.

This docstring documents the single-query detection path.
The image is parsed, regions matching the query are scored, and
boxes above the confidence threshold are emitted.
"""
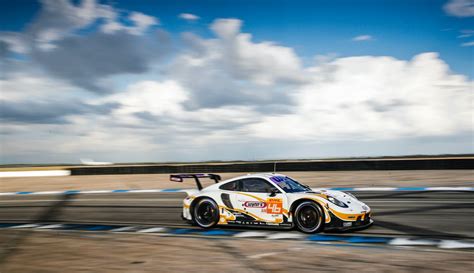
[0,0,473,164]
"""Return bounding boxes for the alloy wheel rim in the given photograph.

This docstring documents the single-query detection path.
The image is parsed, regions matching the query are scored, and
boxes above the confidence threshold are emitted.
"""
[298,205,321,230]
[196,201,217,226]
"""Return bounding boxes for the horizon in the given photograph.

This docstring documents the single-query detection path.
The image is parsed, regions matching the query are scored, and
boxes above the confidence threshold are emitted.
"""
[1,153,473,167]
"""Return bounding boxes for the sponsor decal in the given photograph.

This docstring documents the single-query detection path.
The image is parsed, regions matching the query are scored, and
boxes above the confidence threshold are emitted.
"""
[269,176,285,183]
[243,201,267,208]
[266,198,283,214]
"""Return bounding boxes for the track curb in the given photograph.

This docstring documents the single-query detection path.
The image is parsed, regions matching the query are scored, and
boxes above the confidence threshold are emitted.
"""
[1,222,473,249]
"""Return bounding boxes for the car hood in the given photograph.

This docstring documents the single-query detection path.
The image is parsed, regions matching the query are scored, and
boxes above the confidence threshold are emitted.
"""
[289,189,370,213]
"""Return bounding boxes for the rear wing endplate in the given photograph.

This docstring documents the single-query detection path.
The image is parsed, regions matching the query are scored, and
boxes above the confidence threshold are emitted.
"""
[170,173,221,190]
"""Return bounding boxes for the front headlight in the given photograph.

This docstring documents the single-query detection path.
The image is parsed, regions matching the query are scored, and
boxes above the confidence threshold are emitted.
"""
[327,196,348,208]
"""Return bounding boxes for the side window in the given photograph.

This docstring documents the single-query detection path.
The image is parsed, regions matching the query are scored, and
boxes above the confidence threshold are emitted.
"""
[240,178,278,193]
[219,181,239,191]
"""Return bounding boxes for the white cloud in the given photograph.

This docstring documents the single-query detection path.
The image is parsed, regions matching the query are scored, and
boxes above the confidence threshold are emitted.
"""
[0,33,29,54]
[109,12,159,35]
[29,0,117,49]
[352,35,373,41]
[249,53,472,140]
[174,18,306,91]
[131,12,159,31]
[444,0,474,17]
[0,0,158,54]
[211,18,242,38]
[165,19,308,112]
[457,29,474,38]
[461,41,474,46]
[103,80,187,118]
[179,13,200,21]
[1,12,473,163]
[0,70,88,103]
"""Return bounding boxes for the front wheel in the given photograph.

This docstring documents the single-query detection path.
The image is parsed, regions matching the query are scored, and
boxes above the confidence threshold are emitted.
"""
[294,201,324,233]
[193,198,219,228]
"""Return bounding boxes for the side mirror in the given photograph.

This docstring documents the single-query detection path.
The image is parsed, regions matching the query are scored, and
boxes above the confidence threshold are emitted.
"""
[269,188,280,197]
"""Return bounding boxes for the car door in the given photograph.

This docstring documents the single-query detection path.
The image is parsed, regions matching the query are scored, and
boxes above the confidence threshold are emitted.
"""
[231,178,287,225]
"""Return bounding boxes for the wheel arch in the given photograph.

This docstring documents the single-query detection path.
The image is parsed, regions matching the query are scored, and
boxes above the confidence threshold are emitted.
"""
[189,195,218,219]
[290,198,326,222]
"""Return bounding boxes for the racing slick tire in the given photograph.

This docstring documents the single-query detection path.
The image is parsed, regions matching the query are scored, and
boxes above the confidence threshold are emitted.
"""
[294,201,324,233]
[192,198,219,229]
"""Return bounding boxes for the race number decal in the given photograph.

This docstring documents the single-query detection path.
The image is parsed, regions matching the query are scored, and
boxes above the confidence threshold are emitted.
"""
[266,198,283,214]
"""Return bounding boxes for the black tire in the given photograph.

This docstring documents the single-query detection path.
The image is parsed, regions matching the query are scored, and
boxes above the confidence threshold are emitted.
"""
[192,198,219,228]
[294,201,324,233]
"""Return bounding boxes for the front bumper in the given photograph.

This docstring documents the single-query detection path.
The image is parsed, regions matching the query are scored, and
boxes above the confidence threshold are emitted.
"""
[324,211,373,231]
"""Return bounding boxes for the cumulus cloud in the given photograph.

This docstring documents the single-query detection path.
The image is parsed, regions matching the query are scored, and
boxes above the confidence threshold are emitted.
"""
[352,35,373,41]
[0,99,118,124]
[1,4,472,163]
[31,31,167,92]
[249,53,472,140]
[53,49,471,162]
[0,0,166,92]
[102,11,159,35]
[101,80,188,126]
[0,33,29,54]
[444,0,474,17]
[179,13,200,21]
[170,19,307,109]
[25,0,157,42]
[27,0,117,49]
[0,72,119,124]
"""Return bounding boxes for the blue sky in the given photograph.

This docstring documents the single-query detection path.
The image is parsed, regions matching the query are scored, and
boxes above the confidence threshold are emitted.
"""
[0,0,472,164]
[2,0,473,77]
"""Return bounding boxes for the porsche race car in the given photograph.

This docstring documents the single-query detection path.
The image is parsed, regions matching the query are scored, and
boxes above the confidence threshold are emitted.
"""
[171,173,373,233]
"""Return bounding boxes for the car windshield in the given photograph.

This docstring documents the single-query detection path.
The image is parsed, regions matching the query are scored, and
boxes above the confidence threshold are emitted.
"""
[269,176,309,193]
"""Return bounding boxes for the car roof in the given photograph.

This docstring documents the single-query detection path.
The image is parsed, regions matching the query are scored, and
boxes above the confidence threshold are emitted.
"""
[225,173,286,181]
[203,173,288,191]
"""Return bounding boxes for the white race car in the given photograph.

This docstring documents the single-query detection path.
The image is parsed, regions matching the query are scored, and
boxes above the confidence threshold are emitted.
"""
[171,173,373,233]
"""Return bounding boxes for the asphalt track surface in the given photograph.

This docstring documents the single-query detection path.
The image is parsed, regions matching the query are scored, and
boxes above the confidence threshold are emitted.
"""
[1,191,473,240]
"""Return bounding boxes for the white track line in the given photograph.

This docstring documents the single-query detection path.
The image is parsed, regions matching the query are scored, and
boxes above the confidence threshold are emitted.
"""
[36,224,65,229]
[110,226,138,232]
[29,191,64,195]
[438,240,474,249]
[0,170,70,177]
[425,187,474,191]
[233,231,271,238]
[8,224,41,229]
[79,190,115,194]
[267,232,306,240]
[389,238,437,246]
[138,227,167,233]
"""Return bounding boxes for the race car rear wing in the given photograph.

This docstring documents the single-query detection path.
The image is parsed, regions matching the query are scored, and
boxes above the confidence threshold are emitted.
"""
[170,173,222,190]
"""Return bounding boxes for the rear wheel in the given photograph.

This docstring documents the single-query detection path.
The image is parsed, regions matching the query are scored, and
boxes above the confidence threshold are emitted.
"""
[193,198,219,228]
[294,201,324,233]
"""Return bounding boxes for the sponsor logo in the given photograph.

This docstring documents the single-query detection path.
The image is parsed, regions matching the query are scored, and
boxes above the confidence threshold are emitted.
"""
[266,198,283,214]
[243,201,267,208]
